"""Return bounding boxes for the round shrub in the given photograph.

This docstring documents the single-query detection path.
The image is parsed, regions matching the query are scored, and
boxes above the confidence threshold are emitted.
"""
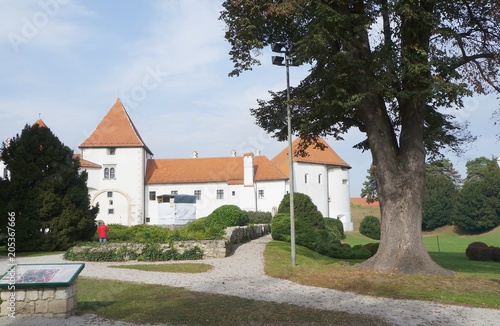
[271,213,291,242]
[492,247,500,262]
[324,218,345,241]
[465,242,499,261]
[205,205,250,229]
[362,242,380,256]
[359,215,381,240]
[246,211,272,224]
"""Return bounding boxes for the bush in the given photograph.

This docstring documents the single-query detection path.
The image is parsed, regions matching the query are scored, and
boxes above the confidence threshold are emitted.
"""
[271,213,291,242]
[465,242,499,262]
[359,215,381,240]
[104,224,132,241]
[324,218,345,241]
[179,217,225,240]
[205,205,249,229]
[246,211,272,224]
[272,193,375,260]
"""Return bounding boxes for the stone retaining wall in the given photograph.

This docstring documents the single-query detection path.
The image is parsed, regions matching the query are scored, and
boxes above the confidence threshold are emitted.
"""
[0,281,78,318]
[68,224,270,260]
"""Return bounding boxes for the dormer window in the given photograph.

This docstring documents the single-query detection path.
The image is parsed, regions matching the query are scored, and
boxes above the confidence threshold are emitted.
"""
[108,148,116,155]
[104,168,109,179]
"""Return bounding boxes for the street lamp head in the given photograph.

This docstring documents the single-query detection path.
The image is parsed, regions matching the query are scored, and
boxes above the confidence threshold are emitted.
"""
[271,42,287,53]
[272,55,285,66]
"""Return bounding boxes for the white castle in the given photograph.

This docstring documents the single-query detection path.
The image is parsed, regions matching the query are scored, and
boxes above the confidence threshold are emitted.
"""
[2,99,354,231]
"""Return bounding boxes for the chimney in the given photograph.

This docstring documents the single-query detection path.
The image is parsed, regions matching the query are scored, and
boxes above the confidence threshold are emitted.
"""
[255,149,261,156]
[243,152,254,186]
[192,151,198,158]
[231,150,237,157]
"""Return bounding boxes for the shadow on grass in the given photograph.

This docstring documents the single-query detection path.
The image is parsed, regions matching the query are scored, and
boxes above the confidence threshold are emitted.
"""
[429,252,500,275]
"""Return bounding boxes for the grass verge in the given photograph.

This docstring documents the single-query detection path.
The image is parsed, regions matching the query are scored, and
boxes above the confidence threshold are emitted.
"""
[265,226,500,309]
[77,278,388,326]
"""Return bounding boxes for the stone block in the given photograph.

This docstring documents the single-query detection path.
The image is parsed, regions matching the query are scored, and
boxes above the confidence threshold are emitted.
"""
[35,300,49,314]
[16,289,26,301]
[1,290,9,301]
[16,301,34,314]
[48,299,67,314]
[25,289,39,301]
[42,288,56,300]
[55,288,69,300]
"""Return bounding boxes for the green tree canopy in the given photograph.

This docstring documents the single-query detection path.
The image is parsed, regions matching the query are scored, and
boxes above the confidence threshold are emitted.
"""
[220,0,499,275]
[465,156,495,182]
[454,158,500,231]
[1,124,98,251]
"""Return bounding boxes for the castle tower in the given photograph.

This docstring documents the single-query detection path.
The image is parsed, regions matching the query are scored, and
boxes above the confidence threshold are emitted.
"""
[78,99,153,226]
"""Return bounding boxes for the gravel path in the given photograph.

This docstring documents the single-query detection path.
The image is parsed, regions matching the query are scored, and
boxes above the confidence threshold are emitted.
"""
[1,234,499,325]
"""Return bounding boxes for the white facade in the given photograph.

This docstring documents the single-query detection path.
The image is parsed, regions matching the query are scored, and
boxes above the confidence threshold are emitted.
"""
[81,147,152,226]
[1,99,353,231]
[145,179,286,224]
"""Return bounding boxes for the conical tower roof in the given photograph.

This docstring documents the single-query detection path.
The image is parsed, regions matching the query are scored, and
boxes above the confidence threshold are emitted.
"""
[33,119,47,128]
[271,137,350,177]
[79,99,152,155]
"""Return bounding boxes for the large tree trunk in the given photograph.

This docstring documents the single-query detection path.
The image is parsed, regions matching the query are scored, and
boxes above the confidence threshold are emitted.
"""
[356,95,453,275]
[359,163,454,275]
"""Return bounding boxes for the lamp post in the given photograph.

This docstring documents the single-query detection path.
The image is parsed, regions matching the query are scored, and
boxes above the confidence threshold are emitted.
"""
[272,43,299,266]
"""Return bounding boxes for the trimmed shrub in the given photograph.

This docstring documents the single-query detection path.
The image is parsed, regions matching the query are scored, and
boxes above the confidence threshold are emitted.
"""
[324,218,345,241]
[246,211,272,224]
[362,242,380,256]
[205,205,250,229]
[271,213,291,242]
[179,217,225,240]
[359,215,381,240]
[466,242,499,262]
[273,193,376,260]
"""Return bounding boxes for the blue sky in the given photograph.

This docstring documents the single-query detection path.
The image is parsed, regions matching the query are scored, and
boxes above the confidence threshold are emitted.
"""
[0,0,498,196]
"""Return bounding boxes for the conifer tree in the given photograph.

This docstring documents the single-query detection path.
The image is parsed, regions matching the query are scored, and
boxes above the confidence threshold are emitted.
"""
[1,124,98,251]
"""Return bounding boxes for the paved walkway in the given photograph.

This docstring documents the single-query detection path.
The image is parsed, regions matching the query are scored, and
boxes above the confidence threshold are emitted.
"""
[1,235,499,325]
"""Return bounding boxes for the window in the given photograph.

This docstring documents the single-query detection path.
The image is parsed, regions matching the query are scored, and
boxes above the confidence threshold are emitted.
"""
[107,191,113,198]
[109,200,113,205]
[342,179,348,185]
[171,190,178,195]
[108,148,116,155]
[318,174,322,184]
[232,191,236,196]
[194,190,201,200]
[108,209,114,214]
[104,166,116,179]
[258,190,264,199]
[149,191,156,200]
[304,173,308,184]
[217,189,224,199]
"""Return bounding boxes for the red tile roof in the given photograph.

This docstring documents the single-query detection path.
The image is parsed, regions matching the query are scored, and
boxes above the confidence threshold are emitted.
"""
[350,197,380,207]
[79,99,152,155]
[73,154,101,168]
[33,119,47,128]
[145,155,287,185]
[271,137,350,177]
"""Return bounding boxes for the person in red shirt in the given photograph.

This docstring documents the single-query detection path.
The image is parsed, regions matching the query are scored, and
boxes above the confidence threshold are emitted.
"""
[97,222,109,242]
